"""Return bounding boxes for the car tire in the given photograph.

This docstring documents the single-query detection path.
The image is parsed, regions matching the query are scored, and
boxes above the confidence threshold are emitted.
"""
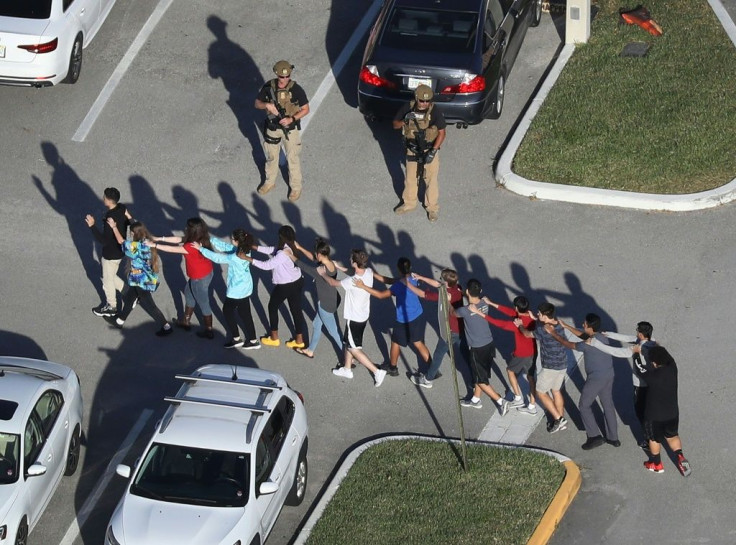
[487,72,505,120]
[285,446,308,506]
[64,425,81,476]
[15,517,28,545]
[63,34,83,84]
[531,0,543,27]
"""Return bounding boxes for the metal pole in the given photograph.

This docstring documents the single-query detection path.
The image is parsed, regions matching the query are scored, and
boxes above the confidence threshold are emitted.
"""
[439,283,468,471]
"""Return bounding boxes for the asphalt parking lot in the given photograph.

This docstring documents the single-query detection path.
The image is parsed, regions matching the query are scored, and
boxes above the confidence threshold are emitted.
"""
[2,0,735,543]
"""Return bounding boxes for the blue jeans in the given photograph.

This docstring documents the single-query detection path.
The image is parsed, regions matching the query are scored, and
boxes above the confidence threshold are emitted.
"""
[427,332,461,380]
[307,302,342,354]
[184,271,213,315]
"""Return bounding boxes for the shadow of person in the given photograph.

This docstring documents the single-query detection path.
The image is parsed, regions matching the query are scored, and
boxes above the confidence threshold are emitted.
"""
[200,181,255,237]
[76,323,259,545]
[33,142,106,302]
[206,15,266,185]
[0,330,47,360]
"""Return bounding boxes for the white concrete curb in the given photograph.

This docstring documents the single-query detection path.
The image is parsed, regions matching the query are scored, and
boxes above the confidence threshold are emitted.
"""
[495,1,736,212]
[293,434,572,545]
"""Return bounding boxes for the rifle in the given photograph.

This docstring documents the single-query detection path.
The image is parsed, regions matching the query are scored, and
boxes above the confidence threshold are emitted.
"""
[268,86,291,141]
[406,115,432,181]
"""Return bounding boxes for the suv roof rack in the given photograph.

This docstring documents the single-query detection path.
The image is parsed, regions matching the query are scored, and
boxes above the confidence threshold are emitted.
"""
[163,395,272,414]
[174,372,282,392]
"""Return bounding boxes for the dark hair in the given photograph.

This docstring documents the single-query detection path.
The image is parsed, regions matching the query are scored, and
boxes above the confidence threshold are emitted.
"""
[183,217,212,249]
[440,268,458,287]
[585,313,601,332]
[104,187,120,203]
[538,302,556,318]
[636,321,653,339]
[277,225,298,256]
[648,346,674,367]
[232,229,254,257]
[129,222,160,273]
[314,238,331,258]
[397,257,412,276]
[466,279,482,298]
[351,249,369,269]
[513,296,529,313]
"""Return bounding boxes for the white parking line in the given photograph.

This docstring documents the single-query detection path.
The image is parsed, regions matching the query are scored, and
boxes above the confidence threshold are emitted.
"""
[58,409,153,545]
[72,0,175,142]
[300,0,383,134]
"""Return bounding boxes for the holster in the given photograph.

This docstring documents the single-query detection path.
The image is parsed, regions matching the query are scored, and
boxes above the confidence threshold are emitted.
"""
[263,119,282,144]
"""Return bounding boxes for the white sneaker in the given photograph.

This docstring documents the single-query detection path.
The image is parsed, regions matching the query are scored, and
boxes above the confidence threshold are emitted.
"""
[509,397,525,408]
[374,369,387,387]
[410,373,433,389]
[332,367,353,379]
[517,405,538,415]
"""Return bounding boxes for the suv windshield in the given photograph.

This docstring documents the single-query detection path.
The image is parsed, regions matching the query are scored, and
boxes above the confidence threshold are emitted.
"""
[131,443,250,507]
[0,0,52,19]
[380,8,478,54]
[0,433,20,484]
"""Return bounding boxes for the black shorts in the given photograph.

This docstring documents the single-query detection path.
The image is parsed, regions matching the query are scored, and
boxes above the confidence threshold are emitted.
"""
[344,319,367,349]
[507,355,533,375]
[468,342,496,385]
[391,315,425,346]
[644,417,679,443]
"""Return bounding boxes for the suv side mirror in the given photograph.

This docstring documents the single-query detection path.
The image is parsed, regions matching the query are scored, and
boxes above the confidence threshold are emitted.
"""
[259,481,279,495]
[116,464,132,479]
[27,463,47,477]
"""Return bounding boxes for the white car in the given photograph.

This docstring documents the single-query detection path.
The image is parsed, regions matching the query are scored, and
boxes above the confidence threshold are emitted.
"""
[0,357,84,545]
[107,365,309,545]
[0,0,117,87]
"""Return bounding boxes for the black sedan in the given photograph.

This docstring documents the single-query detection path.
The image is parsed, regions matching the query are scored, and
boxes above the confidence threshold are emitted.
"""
[357,0,542,126]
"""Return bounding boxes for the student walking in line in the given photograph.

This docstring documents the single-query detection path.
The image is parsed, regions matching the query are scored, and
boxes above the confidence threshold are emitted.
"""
[404,268,464,389]
[153,218,216,339]
[355,257,431,379]
[192,229,260,350]
[634,345,691,476]
[319,249,386,387]
[469,295,538,415]
[454,279,509,416]
[516,302,569,433]
[104,219,173,336]
[548,314,621,450]
[289,238,342,359]
[244,225,306,348]
[85,187,133,317]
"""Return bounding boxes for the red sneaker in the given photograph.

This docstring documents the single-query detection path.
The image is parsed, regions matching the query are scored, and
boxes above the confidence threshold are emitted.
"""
[644,460,664,473]
[676,454,692,477]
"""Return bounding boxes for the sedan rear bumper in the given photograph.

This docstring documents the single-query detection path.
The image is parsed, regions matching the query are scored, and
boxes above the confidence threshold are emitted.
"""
[358,86,488,125]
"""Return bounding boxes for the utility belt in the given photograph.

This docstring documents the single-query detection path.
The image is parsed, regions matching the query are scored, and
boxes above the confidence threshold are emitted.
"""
[405,139,433,157]
[263,117,300,144]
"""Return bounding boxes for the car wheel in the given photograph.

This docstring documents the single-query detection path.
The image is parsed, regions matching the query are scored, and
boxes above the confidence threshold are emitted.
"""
[64,425,81,476]
[285,447,308,506]
[488,73,505,119]
[15,517,28,545]
[531,0,543,27]
[63,34,83,84]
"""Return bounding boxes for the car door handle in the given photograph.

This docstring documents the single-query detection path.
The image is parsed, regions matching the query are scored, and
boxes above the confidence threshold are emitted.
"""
[64,420,69,430]
[81,7,86,14]
[47,453,53,463]
[291,436,297,446]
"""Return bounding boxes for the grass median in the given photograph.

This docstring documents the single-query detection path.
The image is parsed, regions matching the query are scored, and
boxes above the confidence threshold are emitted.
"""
[305,440,565,545]
[513,0,736,194]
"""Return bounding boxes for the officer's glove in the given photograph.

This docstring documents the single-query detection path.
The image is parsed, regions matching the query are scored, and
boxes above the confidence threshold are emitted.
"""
[403,111,417,124]
[425,149,437,164]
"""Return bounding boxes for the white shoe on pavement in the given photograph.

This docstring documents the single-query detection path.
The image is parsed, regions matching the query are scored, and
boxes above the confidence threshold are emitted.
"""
[332,367,354,379]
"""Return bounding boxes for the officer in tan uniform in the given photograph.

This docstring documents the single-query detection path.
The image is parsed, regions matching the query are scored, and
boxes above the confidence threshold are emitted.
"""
[392,85,447,222]
[255,60,310,202]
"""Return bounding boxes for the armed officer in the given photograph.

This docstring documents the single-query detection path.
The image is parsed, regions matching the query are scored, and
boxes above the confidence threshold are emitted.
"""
[392,84,446,222]
[255,60,310,202]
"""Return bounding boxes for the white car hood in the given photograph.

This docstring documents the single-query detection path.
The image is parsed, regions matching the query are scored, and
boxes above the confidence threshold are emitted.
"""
[0,482,20,522]
[118,494,244,545]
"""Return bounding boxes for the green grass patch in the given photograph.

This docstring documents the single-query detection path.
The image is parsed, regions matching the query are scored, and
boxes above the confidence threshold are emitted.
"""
[306,440,565,545]
[513,0,736,193]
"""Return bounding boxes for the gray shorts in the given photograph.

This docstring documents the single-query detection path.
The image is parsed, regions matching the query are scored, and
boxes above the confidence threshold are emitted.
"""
[536,368,566,393]
[507,355,533,375]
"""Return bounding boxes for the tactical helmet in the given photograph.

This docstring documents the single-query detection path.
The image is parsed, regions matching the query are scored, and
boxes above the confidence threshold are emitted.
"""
[414,84,433,101]
[273,60,294,77]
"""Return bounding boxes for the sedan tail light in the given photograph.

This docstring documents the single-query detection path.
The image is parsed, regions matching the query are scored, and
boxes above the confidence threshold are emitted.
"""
[360,65,397,89]
[18,38,58,54]
[441,74,485,94]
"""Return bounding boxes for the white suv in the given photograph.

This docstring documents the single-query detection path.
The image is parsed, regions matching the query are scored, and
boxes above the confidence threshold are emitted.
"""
[106,365,308,545]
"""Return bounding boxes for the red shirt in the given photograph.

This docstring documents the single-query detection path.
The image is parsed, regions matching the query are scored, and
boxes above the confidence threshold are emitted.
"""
[425,285,464,334]
[483,304,536,358]
[183,243,214,280]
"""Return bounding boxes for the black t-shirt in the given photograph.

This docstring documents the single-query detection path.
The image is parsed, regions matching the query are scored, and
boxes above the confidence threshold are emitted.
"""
[90,203,129,260]
[636,360,679,421]
[394,102,447,130]
[256,80,309,108]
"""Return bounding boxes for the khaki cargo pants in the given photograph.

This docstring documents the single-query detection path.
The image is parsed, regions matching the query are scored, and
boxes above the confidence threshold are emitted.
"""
[263,127,302,191]
[402,151,439,213]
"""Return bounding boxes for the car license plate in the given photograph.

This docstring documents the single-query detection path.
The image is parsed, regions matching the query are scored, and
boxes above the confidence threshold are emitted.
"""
[407,76,431,90]
[0,45,5,58]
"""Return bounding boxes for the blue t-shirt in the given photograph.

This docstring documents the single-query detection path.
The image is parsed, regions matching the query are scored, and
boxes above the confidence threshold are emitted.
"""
[390,277,423,323]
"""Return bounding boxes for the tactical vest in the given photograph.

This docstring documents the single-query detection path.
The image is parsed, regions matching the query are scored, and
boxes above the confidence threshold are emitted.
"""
[402,101,439,146]
[269,79,301,117]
